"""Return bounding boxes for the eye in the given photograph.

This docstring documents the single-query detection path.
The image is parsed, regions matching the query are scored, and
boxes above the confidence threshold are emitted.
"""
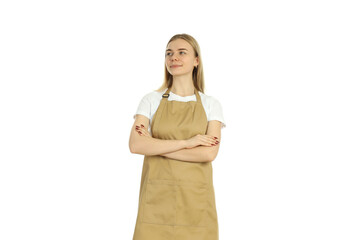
[165,51,185,56]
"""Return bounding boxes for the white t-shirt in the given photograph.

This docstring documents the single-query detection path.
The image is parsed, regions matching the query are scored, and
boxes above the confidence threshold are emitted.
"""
[133,88,226,133]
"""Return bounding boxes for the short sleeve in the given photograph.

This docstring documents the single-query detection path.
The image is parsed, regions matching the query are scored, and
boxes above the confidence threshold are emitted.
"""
[208,97,226,128]
[133,93,151,120]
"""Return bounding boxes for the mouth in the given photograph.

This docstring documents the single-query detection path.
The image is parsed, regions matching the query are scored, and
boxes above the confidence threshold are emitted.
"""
[171,65,182,68]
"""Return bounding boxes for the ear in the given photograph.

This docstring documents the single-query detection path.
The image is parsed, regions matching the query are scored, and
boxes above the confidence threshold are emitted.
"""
[194,56,199,67]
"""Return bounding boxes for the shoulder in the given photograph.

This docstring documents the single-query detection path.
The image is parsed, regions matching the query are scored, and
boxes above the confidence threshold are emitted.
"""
[140,89,165,102]
[199,91,223,108]
[199,92,226,128]
[134,89,164,120]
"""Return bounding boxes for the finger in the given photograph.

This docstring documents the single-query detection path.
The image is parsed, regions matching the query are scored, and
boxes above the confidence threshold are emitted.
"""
[197,135,218,146]
[207,135,219,144]
[136,127,144,136]
[206,134,218,140]
[201,135,217,145]
[200,137,214,147]
[203,136,219,146]
[140,128,150,136]
[140,125,150,136]
[141,129,151,137]
[198,135,215,146]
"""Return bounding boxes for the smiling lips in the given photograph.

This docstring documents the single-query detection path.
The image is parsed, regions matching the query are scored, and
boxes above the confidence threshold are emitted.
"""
[171,65,182,68]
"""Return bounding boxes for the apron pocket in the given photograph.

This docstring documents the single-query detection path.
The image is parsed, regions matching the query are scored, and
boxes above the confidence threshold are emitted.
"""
[142,179,176,225]
[176,183,208,227]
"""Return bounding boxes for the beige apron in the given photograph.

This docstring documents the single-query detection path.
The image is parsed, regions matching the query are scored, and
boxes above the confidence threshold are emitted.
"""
[133,87,219,240]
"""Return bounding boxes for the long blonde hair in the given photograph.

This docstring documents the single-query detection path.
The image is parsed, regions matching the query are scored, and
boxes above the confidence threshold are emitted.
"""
[156,33,205,94]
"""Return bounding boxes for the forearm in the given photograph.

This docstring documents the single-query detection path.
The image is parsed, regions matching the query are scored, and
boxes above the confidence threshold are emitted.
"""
[131,136,187,156]
[160,146,211,163]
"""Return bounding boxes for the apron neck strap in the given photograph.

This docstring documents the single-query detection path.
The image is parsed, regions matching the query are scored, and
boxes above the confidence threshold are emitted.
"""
[162,87,171,98]
[162,86,201,103]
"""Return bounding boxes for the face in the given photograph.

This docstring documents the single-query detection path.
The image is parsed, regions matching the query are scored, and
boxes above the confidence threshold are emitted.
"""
[165,38,199,77]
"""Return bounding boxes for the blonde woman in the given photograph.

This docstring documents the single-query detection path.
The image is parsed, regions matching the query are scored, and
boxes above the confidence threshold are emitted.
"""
[129,33,226,240]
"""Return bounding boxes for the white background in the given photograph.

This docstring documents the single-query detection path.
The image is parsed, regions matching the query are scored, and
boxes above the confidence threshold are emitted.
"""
[1,0,359,239]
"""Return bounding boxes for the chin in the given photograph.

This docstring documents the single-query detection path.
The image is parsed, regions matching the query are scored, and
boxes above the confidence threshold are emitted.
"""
[170,71,185,76]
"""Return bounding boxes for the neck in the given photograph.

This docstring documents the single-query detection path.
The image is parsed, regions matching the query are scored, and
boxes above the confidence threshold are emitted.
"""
[170,74,195,97]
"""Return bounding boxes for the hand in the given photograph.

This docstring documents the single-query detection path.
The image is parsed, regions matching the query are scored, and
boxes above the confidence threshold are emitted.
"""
[185,134,219,149]
[135,124,151,137]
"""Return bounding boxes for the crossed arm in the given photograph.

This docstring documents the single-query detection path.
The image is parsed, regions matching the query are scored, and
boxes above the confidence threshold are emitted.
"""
[129,114,222,163]
[160,145,219,163]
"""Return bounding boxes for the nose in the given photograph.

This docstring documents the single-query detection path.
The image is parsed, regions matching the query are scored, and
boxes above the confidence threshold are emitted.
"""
[170,53,178,61]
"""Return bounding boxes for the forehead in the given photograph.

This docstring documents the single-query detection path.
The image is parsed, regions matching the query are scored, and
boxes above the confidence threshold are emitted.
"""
[166,38,193,51]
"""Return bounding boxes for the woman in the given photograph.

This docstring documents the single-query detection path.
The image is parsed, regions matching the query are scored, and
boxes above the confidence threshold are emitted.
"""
[129,33,226,240]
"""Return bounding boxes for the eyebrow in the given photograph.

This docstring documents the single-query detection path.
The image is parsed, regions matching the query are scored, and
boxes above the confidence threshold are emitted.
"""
[166,48,188,52]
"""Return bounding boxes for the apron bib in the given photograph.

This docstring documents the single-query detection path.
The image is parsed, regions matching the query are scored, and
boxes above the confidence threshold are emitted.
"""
[133,87,219,240]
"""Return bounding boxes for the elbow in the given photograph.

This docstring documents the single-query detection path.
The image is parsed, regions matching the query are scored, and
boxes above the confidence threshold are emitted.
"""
[130,141,146,155]
[207,152,216,162]
[129,142,138,154]
[207,148,219,162]
[129,146,136,154]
